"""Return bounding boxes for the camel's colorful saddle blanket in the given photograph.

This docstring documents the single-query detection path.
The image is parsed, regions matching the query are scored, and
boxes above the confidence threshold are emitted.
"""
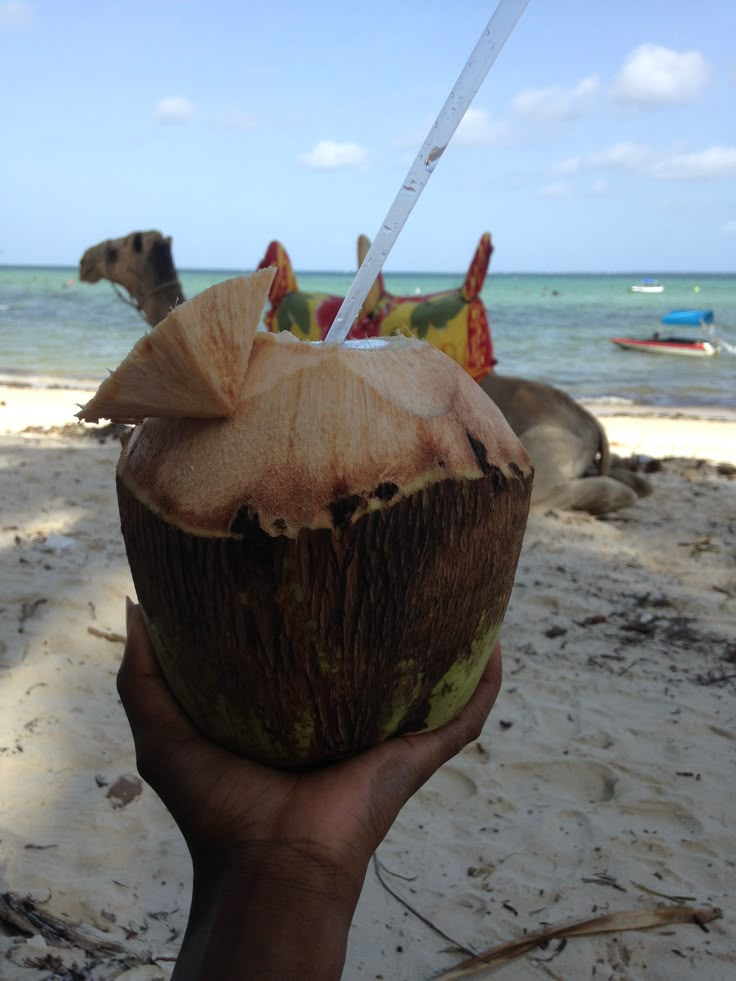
[257,233,496,381]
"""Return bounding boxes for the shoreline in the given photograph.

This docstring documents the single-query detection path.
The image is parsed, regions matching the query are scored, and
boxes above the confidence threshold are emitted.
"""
[2,375,734,415]
[3,382,736,466]
[581,401,736,423]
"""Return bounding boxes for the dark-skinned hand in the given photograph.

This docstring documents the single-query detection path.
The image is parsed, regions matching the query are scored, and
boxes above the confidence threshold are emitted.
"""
[118,600,503,980]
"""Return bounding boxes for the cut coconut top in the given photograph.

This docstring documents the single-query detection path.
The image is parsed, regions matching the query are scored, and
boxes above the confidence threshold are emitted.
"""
[118,331,533,538]
[77,267,276,424]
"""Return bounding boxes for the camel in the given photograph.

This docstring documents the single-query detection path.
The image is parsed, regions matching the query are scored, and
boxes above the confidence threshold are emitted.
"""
[79,230,651,515]
[79,231,184,327]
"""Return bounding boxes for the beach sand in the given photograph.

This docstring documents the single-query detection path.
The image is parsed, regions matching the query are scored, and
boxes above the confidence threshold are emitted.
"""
[1,382,734,979]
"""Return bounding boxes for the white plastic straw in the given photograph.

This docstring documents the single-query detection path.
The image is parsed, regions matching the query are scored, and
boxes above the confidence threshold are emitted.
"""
[325,0,530,343]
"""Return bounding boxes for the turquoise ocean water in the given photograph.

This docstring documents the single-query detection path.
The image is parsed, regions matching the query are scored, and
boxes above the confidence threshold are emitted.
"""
[0,265,734,408]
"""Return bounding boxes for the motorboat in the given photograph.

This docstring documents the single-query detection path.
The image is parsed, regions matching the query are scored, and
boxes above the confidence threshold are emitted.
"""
[611,309,724,357]
[629,278,664,293]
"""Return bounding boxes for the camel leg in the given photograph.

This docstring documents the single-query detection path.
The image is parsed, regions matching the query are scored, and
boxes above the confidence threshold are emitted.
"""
[520,425,603,501]
[538,476,638,515]
[608,466,653,498]
[519,425,639,515]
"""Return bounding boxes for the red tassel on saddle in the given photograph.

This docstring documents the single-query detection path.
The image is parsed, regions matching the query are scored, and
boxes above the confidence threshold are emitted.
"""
[257,241,298,330]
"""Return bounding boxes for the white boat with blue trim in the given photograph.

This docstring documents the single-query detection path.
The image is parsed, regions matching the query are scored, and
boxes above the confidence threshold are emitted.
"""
[629,278,664,294]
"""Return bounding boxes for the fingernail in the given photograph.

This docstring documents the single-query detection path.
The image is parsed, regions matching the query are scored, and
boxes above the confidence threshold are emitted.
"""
[125,595,134,630]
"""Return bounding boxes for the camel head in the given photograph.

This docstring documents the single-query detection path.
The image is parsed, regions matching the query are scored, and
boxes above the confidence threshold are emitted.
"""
[79,231,185,327]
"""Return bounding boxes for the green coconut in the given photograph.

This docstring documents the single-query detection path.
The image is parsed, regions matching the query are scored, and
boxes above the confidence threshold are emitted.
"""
[84,273,533,766]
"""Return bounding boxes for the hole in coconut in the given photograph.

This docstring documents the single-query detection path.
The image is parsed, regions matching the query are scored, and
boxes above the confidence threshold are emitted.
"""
[465,432,508,492]
[372,482,399,502]
[328,494,363,529]
[465,430,491,475]
[230,504,258,536]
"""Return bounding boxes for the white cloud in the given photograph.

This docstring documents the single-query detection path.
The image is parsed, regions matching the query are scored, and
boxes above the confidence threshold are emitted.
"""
[551,155,583,177]
[0,1,32,28]
[541,181,573,199]
[590,179,609,196]
[551,142,736,183]
[155,96,197,124]
[651,146,736,180]
[452,107,508,146]
[301,140,368,169]
[511,75,599,122]
[723,220,736,235]
[613,44,710,106]
[591,142,649,169]
[551,142,648,177]
[213,108,257,130]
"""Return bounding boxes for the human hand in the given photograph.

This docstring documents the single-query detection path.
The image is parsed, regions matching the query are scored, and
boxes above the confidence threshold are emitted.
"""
[118,600,502,980]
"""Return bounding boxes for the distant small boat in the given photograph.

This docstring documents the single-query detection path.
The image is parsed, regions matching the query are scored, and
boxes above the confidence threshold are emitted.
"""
[611,309,725,358]
[629,278,664,293]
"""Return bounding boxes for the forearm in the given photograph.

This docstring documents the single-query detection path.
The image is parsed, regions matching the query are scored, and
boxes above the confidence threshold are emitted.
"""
[172,853,363,981]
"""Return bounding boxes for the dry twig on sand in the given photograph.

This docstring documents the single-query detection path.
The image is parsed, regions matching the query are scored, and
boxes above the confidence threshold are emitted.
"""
[434,904,722,979]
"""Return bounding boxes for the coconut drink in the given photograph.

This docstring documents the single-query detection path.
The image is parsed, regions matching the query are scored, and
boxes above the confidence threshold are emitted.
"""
[80,269,532,766]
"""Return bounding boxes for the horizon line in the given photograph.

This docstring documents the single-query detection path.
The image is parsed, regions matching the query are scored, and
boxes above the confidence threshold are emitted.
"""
[0,263,732,278]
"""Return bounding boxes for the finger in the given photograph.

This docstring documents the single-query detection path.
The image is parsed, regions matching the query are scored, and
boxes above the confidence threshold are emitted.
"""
[117,601,200,754]
[361,643,502,818]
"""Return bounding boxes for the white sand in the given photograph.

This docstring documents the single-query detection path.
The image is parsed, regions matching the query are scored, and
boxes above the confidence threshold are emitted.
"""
[584,402,736,468]
[1,385,734,979]
[0,385,97,434]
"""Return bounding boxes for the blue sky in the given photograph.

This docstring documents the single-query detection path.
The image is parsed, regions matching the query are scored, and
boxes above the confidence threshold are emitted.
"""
[1,0,735,272]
